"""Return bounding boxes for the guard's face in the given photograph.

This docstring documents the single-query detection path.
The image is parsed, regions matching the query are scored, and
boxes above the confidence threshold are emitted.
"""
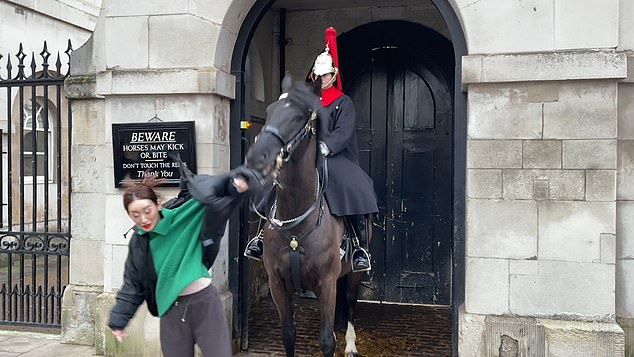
[127,199,161,232]
[321,73,333,88]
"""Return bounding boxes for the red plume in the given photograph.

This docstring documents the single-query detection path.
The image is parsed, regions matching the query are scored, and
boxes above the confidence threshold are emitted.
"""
[325,27,342,90]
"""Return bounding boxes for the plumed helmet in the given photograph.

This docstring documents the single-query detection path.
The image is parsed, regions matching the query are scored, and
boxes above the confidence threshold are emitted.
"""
[311,27,342,90]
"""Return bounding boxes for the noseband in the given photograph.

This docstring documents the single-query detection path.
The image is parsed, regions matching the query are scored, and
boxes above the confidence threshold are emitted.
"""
[260,109,317,174]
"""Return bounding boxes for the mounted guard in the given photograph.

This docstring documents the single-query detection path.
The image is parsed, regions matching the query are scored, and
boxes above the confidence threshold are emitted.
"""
[245,27,378,273]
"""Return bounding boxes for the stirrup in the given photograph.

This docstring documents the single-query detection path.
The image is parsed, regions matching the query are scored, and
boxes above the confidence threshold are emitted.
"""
[352,247,371,273]
[243,236,263,262]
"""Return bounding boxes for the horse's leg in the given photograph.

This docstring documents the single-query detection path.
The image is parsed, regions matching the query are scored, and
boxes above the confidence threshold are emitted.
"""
[316,278,338,357]
[269,277,296,357]
[343,272,362,357]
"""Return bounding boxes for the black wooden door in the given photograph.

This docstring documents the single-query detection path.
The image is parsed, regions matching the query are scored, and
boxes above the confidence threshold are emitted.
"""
[349,49,452,305]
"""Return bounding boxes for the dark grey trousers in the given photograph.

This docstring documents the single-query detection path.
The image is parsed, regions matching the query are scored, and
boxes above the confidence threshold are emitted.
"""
[160,284,232,357]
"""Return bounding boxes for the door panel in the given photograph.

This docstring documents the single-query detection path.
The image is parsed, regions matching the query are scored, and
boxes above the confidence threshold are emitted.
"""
[350,50,452,305]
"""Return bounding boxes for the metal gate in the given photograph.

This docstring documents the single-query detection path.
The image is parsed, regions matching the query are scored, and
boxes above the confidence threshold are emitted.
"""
[0,41,72,328]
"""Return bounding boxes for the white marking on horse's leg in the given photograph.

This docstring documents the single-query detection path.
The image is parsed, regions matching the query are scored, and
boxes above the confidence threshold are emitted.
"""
[344,321,358,354]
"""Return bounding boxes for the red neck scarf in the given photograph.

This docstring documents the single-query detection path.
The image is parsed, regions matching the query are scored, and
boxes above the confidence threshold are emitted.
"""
[321,86,343,107]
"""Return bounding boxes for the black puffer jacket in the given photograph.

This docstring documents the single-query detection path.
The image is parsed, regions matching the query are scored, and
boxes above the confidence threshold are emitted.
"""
[108,167,255,330]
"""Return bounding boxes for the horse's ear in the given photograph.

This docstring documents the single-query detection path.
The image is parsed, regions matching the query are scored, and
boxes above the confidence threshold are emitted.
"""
[281,72,293,93]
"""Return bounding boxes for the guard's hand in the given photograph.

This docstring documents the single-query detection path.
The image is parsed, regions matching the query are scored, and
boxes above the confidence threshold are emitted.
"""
[318,141,331,156]
[112,329,128,342]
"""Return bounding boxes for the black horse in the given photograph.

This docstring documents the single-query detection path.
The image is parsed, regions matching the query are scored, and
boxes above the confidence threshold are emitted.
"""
[245,76,368,357]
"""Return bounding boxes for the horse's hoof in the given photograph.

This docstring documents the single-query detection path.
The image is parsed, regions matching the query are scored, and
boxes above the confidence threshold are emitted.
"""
[346,352,359,357]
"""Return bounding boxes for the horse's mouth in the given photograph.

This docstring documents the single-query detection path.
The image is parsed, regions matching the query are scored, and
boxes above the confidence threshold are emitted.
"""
[246,160,276,185]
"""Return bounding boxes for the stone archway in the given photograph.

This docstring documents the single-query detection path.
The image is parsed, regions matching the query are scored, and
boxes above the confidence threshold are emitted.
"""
[222,1,467,355]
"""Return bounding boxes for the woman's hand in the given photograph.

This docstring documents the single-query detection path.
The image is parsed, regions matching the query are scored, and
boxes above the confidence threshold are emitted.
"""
[232,177,249,193]
[112,329,128,342]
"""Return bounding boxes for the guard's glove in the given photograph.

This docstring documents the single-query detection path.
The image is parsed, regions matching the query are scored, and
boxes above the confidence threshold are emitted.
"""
[318,141,331,156]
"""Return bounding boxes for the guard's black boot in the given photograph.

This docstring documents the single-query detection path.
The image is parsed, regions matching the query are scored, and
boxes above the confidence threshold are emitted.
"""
[244,235,263,261]
[351,215,371,273]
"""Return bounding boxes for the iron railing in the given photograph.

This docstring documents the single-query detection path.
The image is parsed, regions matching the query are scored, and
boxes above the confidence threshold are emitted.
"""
[0,41,72,328]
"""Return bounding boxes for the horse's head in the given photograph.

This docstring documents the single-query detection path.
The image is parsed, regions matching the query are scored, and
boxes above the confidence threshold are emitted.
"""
[245,74,324,182]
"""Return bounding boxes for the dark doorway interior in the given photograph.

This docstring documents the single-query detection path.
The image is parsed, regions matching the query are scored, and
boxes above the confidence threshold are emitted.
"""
[340,21,454,305]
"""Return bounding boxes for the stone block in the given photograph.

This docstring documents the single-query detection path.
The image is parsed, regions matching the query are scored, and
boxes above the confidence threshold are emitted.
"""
[72,100,105,146]
[523,140,561,169]
[617,260,634,318]
[459,0,554,54]
[587,170,616,201]
[460,312,625,357]
[467,140,522,169]
[468,84,542,139]
[70,240,104,286]
[189,0,230,24]
[618,84,634,139]
[110,244,128,292]
[149,14,217,68]
[71,145,107,193]
[71,193,105,241]
[104,17,148,69]
[618,141,634,200]
[483,316,545,357]
[105,96,155,127]
[617,201,634,259]
[616,318,634,357]
[462,52,627,84]
[563,140,617,169]
[538,201,615,263]
[621,0,634,51]
[510,260,615,318]
[503,169,584,201]
[97,69,235,98]
[509,259,538,276]
[554,0,618,49]
[104,194,135,245]
[502,170,534,200]
[461,55,482,84]
[467,169,502,199]
[527,82,559,103]
[465,257,509,315]
[543,81,617,139]
[543,319,624,356]
[466,199,537,259]
[105,0,187,17]
[61,284,104,345]
[601,233,616,264]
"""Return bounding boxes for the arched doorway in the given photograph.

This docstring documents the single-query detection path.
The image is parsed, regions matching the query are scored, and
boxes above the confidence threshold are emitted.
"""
[340,21,454,304]
[228,2,467,355]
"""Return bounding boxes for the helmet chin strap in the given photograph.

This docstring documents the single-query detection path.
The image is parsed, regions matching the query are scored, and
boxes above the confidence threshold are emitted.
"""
[320,68,338,89]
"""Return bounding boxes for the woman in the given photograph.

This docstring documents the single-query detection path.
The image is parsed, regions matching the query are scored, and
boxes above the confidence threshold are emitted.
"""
[108,163,254,357]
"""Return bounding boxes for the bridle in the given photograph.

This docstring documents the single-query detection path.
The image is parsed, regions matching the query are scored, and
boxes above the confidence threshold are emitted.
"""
[251,96,325,232]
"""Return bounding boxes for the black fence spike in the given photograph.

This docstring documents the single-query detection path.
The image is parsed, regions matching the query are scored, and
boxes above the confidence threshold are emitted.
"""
[64,39,73,75]
[16,43,26,80]
[6,54,12,79]
[55,51,62,75]
[40,41,50,78]
[30,52,37,79]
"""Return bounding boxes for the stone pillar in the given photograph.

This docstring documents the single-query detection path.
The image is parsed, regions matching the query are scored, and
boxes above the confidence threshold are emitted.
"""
[61,71,106,346]
[460,51,627,356]
[60,1,238,355]
[616,53,634,357]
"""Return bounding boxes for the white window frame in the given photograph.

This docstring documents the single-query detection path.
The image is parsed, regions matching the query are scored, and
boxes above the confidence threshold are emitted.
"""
[22,99,54,183]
